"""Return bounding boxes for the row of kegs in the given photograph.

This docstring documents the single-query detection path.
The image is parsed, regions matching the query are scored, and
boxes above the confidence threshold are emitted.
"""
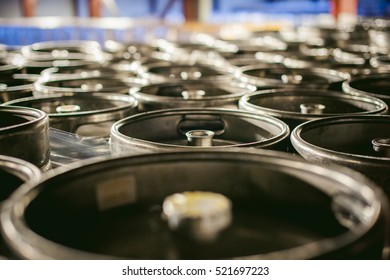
[1,18,390,260]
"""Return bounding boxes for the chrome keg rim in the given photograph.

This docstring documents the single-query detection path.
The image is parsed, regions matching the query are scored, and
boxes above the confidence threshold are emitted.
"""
[4,93,138,135]
[129,80,256,109]
[21,40,103,61]
[0,155,41,188]
[4,93,138,117]
[239,88,388,121]
[291,115,390,162]
[139,61,234,83]
[0,149,385,259]
[237,65,350,87]
[40,63,138,80]
[110,108,290,152]
[34,75,146,95]
[0,106,51,170]
[342,74,390,101]
[0,106,47,133]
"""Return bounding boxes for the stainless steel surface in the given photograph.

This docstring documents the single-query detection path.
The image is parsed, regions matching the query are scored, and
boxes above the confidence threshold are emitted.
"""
[0,155,41,259]
[0,77,34,104]
[130,80,256,111]
[139,61,235,83]
[331,44,373,65]
[238,88,388,129]
[342,74,390,107]
[110,108,290,155]
[0,155,41,202]
[0,16,389,261]
[0,53,25,78]
[4,93,138,137]
[0,149,386,259]
[291,115,390,195]
[237,66,349,90]
[34,75,147,96]
[40,63,139,80]
[369,21,390,54]
[185,130,215,147]
[21,40,105,61]
[282,51,332,69]
[0,106,50,170]
[103,41,159,62]
[226,53,283,68]
[20,58,105,75]
[372,138,390,157]
[370,55,390,71]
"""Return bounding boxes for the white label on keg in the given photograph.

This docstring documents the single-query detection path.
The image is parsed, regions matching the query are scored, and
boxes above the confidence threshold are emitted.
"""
[96,175,137,211]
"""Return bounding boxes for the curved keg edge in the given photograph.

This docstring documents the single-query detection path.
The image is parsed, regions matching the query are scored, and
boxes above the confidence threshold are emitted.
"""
[109,108,290,156]
[0,106,51,170]
[4,94,139,135]
[290,116,390,197]
[239,88,389,123]
[342,75,390,105]
[0,149,387,259]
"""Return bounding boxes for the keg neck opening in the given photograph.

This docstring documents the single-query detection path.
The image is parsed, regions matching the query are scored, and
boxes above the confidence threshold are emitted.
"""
[56,104,81,113]
[300,103,326,114]
[372,138,390,157]
[185,129,215,147]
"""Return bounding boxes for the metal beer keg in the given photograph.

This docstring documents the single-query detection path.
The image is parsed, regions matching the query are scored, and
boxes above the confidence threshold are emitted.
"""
[0,106,50,170]
[0,150,386,259]
[110,108,290,155]
[291,115,390,195]
[239,88,388,129]
[4,93,138,137]
[130,81,256,111]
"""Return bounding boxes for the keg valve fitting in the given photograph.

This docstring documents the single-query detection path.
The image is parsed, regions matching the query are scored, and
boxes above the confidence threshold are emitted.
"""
[162,191,232,242]
[300,103,325,114]
[186,130,215,147]
[372,138,390,157]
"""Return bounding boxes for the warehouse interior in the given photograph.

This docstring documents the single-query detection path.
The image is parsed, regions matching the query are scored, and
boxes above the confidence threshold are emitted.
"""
[0,0,390,260]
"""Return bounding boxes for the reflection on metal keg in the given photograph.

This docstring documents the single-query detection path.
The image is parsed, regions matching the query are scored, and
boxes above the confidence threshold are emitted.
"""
[239,88,388,129]
[0,150,386,259]
[34,75,146,95]
[343,74,390,107]
[4,93,138,138]
[291,115,390,196]
[139,62,235,83]
[130,80,256,111]
[0,155,41,259]
[237,66,349,90]
[110,108,290,155]
[0,106,50,170]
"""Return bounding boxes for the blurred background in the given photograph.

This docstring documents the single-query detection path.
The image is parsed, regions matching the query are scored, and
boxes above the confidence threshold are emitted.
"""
[0,0,389,46]
[0,0,389,19]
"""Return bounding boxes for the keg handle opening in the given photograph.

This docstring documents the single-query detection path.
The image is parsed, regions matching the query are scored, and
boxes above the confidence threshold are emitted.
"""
[186,130,215,147]
[178,115,226,136]
[300,103,326,114]
[372,138,390,157]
